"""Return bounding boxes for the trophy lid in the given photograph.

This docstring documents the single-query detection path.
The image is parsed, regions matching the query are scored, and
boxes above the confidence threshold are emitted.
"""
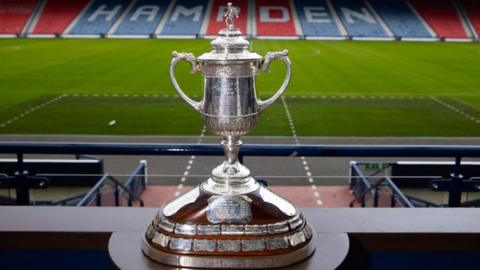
[198,3,261,61]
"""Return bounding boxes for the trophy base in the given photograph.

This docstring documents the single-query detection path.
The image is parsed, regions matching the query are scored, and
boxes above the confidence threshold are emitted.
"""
[141,224,317,269]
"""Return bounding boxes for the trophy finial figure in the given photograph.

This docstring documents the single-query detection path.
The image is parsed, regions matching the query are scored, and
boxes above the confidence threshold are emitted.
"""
[224,2,239,30]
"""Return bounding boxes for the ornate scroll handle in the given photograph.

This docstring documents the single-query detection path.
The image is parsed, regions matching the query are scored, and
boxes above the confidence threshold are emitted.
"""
[257,50,291,112]
[169,51,201,111]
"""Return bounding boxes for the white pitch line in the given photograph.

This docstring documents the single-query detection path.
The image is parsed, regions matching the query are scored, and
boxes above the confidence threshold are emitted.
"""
[282,95,426,100]
[281,96,323,206]
[174,126,207,197]
[0,94,67,129]
[430,96,480,124]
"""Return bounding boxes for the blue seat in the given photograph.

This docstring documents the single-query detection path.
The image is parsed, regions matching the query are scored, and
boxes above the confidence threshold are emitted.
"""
[371,0,431,38]
[332,0,387,37]
[113,0,169,35]
[69,0,130,35]
[295,0,342,37]
[160,0,208,36]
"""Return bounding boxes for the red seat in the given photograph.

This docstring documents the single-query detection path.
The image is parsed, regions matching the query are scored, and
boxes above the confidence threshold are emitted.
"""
[0,0,37,34]
[462,0,480,37]
[411,0,468,38]
[33,0,89,34]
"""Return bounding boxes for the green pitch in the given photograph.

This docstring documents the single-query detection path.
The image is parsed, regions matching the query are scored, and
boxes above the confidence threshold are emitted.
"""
[0,39,479,136]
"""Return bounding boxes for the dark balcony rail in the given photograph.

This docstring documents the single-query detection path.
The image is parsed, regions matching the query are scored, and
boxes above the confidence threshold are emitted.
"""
[1,142,480,157]
[1,142,480,206]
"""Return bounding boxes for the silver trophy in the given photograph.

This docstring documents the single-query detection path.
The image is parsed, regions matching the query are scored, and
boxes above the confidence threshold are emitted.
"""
[142,3,315,268]
[170,10,290,195]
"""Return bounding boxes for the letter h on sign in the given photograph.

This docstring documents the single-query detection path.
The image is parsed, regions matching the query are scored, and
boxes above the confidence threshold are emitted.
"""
[88,5,122,21]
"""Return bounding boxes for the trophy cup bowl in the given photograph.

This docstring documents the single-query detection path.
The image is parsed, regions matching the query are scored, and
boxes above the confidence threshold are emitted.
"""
[142,4,315,269]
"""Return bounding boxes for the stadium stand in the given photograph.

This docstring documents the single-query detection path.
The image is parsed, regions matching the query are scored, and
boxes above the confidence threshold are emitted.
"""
[461,0,480,38]
[332,0,388,37]
[68,0,130,35]
[32,0,90,35]
[255,0,298,36]
[0,0,38,34]
[160,0,208,36]
[1,0,478,40]
[370,0,431,38]
[206,0,247,36]
[294,0,342,37]
[112,0,169,36]
[410,0,468,38]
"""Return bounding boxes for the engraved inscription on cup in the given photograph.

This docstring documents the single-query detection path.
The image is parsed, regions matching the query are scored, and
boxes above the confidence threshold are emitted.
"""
[201,75,259,137]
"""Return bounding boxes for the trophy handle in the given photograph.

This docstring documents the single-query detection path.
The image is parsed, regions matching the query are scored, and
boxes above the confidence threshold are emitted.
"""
[169,51,201,111]
[257,50,291,112]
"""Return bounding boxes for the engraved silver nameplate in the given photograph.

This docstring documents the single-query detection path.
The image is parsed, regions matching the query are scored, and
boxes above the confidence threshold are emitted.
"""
[207,195,252,224]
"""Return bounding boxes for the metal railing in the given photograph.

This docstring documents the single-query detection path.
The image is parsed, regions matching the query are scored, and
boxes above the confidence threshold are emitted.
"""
[349,160,480,208]
[76,173,145,207]
[349,162,414,208]
[1,142,480,207]
[122,160,147,202]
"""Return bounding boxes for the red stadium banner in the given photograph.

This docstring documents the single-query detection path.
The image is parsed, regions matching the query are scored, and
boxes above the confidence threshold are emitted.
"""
[255,0,297,36]
[206,0,248,35]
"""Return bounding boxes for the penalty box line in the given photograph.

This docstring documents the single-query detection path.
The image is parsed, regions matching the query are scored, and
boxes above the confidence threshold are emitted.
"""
[174,126,207,198]
[281,96,323,206]
[0,94,67,129]
[70,93,201,99]
[286,95,426,100]
[430,96,480,125]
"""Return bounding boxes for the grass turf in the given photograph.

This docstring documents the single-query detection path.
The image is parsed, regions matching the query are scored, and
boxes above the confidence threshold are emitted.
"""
[0,39,479,136]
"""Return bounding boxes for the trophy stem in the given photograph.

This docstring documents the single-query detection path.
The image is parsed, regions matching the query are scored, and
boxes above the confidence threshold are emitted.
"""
[205,135,256,195]
[222,135,241,171]
[220,135,248,179]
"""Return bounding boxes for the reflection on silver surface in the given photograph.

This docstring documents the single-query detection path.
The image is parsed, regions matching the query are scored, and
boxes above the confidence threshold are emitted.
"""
[288,215,303,230]
[162,187,200,217]
[221,224,245,235]
[244,224,268,235]
[175,224,196,235]
[288,231,306,247]
[217,240,241,252]
[157,218,174,233]
[266,237,289,250]
[193,239,217,252]
[259,187,296,217]
[242,239,265,251]
[268,221,289,234]
[197,225,221,235]
[152,233,170,248]
[304,225,313,240]
[169,237,192,251]
[146,223,155,240]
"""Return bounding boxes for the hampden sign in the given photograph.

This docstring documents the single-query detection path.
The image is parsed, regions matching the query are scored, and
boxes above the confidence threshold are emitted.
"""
[84,3,378,26]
